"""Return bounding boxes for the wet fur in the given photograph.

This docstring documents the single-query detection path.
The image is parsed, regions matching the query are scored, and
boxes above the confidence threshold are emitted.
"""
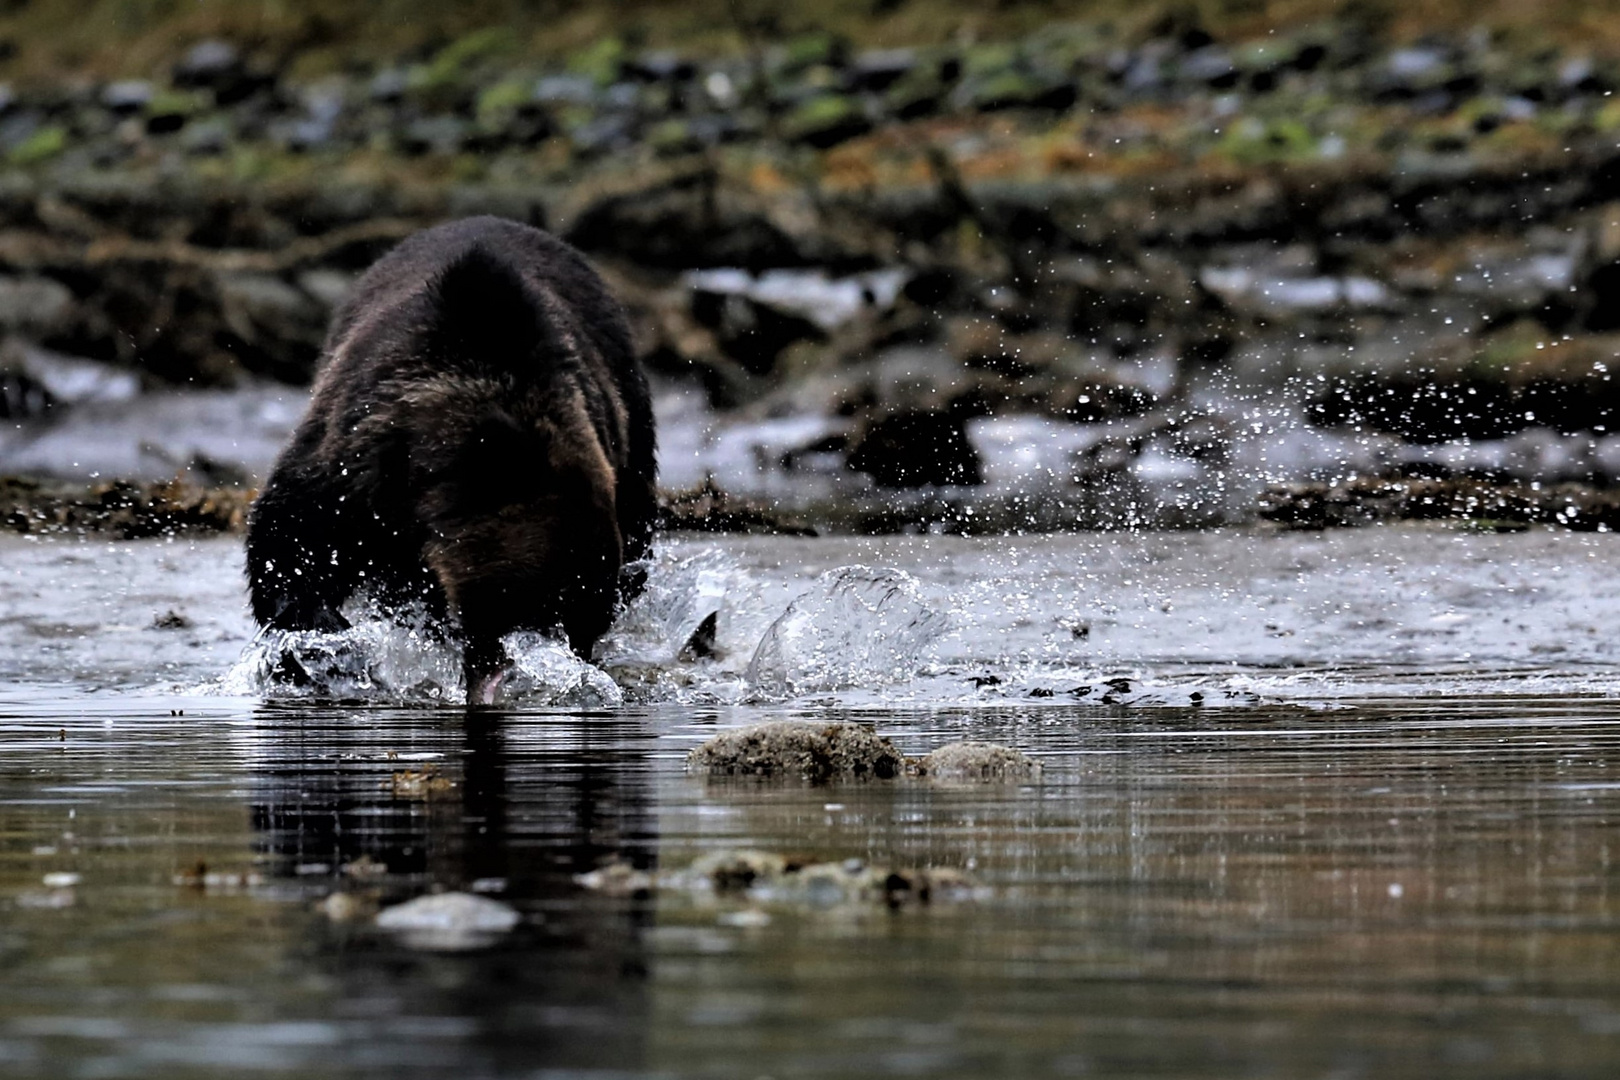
[246,216,656,680]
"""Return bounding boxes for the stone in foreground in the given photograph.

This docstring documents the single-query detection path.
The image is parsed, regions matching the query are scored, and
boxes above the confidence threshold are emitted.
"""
[375,891,521,951]
[687,721,905,780]
[913,740,1043,782]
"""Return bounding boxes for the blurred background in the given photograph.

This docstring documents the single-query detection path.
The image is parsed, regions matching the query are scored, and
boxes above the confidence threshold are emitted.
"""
[5,0,1620,533]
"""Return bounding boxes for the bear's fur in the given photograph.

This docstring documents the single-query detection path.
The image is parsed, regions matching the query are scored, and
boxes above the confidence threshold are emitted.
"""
[246,216,656,700]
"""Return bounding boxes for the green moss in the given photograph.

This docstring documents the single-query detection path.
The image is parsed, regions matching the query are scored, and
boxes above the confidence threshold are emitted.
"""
[567,36,625,85]
[8,125,66,165]
[962,42,1019,77]
[781,93,868,145]
[146,89,205,117]
[476,76,533,121]
[1217,115,1317,164]
[417,27,519,90]
[647,117,695,153]
[779,31,842,72]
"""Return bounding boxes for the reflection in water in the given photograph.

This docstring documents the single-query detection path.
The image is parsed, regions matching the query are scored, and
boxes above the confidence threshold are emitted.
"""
[1,695,1619,1077]
[245,706,660,1075]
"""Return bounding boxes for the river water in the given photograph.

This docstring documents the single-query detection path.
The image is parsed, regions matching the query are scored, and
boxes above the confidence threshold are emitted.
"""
[3,527,1620,1077]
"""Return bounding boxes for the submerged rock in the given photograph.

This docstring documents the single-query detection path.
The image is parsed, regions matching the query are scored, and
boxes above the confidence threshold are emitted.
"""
[374,891,521,951]
[688,722,1039,785]
[579,848,980,909]
[687,720,905,780]
[912,741,1043,782]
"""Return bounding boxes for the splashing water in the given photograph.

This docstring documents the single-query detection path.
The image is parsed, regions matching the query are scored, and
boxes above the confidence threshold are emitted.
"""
[219,602,462,702]
[745,566,950,700]
[501,630,623,707]
[217,555,951,707]
[594,549,738,669]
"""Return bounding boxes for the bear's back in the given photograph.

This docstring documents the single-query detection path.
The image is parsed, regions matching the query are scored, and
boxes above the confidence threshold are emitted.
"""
[322,216,633,383]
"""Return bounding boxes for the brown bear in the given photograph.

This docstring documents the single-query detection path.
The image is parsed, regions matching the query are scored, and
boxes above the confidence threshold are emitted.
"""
[246,216,656,703]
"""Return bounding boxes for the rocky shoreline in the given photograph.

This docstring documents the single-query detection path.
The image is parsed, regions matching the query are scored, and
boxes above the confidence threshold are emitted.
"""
[8,469,1620,538]
[3,14,1620,531]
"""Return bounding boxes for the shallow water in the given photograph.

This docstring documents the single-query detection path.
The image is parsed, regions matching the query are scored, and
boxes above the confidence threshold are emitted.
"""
[4,527,1620,1077]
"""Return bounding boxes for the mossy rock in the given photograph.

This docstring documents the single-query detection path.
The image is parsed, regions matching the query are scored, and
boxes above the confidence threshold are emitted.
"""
[781,93,871,148]
[1217,115,1317,164]
[912,741,1042,782]
[961,68,1075,112]
[568,36,626,86]
[777,31,846,75]
[475,76,533,121]
[417,27,519,91]
[7,125,66,165]
[687,721,905,781]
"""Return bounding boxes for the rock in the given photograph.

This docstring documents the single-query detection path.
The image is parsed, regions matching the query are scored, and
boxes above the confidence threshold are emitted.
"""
[397,114,470,155]
[774,31,847,77]
[0,476,253,538]
[848,48,917,92]
[1308,327,1620,440]
[533,74,600,106]
[846,409,982,488]
[101,80,153,113]
[625,51,697,83]
[180,118,232,155]
[1199,267,1393,318]
[374,891,522,951]
[172,39,267,104]
[214,272,327,372]
[600,847,980,909]
[781,93,871,148]
[913,741,1042,782]
[574,860,656,897]
[294,269,356,312]
[957,67,1076,112]
[687,848,788,890]
[316,891,377,922]
[564,172,808,271]
[174,40,241,88]
[883,58,952,118]
[687,721,905,780]
[0,370,51,419]
[0,277,75,335]
[1256,475,1620,531]
[687,267,907,334]
[0,341,136,407]
[369,69,410,102]
[682,266,905,374]
[567,112,640,156]
[1178,46,1236,85]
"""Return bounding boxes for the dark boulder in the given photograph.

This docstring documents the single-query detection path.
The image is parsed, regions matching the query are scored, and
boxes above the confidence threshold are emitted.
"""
[847,409,982,488]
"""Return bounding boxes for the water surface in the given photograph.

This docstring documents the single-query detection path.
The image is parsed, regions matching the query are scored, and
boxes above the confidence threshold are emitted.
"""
[3,527,1620,1077]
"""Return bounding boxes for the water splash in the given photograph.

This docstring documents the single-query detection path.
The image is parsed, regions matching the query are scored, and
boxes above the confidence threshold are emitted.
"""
[501,631,622,707]
[220,609,461,702]
[218,556,954,707]
[595,549,737,668]
[746,566,950,700]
